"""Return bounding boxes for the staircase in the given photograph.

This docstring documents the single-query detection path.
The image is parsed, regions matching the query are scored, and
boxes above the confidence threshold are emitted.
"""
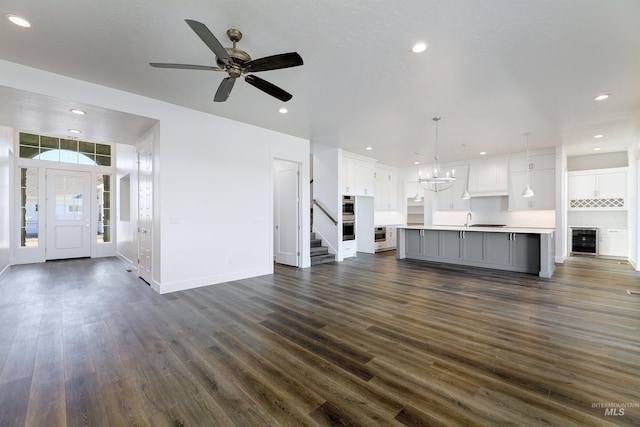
[310,232,335,265]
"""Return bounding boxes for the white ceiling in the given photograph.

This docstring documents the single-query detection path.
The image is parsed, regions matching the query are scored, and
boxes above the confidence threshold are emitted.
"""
[0,0,639,167]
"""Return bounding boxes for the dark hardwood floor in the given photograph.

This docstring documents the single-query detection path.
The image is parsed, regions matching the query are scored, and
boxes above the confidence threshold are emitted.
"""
[0,253,639,426]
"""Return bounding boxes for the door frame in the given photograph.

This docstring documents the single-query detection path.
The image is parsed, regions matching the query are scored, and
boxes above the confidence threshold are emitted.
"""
[136,143,154,287]
[12,142,116,265]
[273,159,301,267]
[45,168,92,260]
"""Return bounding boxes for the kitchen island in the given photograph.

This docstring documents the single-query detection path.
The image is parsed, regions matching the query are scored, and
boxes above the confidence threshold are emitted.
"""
[396,225,555,278]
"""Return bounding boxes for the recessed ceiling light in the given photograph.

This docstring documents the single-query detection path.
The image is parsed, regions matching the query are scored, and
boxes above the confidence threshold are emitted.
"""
[594,94,610,101]
[479,151,487,155]
[6,14,31,28]
[278,107,288,114]
[70,109,86,115]
[594,134,604,139]
[366,146,373,151]
[412,42,428,53]
[68,129,82,134]
[593,147,602,151]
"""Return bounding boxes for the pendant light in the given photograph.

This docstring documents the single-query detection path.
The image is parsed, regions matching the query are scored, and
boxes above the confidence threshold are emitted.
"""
[460,163,471,200]
[522,132,535,198]
[419,117,456,192]
[413,153,422,202]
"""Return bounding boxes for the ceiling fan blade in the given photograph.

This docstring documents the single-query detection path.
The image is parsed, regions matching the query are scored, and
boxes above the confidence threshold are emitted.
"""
[185,19,232,64]
[245,75,293,102]
[245,52,303,73]
[149,63,224,71]
[214,77,236,102]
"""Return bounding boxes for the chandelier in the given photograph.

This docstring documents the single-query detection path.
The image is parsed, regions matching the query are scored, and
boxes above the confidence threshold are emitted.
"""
[419,116,456,192]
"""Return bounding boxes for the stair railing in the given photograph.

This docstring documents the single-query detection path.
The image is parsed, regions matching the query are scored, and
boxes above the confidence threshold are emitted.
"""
[313,199,338,225]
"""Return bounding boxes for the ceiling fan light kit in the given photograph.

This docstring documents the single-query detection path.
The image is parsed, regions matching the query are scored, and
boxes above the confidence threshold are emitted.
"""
[150,19,303,103]
[419,117,456,192]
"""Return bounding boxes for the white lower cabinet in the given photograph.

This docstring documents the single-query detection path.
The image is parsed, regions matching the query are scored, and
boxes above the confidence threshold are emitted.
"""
[386,226,396,249]
[340,240,357,258]
[599,228,627,258]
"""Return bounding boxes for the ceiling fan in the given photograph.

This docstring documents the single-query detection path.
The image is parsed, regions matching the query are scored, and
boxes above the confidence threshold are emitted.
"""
[150,19,303,102]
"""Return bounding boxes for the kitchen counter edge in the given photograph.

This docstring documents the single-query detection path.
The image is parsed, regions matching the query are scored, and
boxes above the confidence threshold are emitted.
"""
[398,225,555,234]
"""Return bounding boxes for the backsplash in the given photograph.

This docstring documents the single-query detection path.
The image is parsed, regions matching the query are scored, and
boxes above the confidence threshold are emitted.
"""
[568,210,627,228]
[433,196,556,228]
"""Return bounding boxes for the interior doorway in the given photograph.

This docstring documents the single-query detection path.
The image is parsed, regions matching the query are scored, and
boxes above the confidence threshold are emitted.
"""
[274,159,300,267]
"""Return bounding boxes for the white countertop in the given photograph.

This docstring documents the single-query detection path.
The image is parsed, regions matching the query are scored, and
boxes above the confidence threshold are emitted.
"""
[398,225,555,234]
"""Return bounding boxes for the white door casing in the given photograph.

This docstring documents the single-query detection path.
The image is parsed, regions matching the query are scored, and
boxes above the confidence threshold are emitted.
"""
[274,160,300,267]
[138,146,153,284]
[45,169,91,260]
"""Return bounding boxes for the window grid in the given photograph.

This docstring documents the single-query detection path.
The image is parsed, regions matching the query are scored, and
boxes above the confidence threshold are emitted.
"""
[19,132,111,166]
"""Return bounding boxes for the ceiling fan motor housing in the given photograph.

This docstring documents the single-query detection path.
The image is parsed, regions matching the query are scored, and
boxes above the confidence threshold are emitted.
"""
[216,47,252,68]
[215,28,252,68]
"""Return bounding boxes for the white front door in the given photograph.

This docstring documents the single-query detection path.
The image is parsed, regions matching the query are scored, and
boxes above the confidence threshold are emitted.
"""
[45,169,91,260]
[274,160,299,267]
[137,146,153,284]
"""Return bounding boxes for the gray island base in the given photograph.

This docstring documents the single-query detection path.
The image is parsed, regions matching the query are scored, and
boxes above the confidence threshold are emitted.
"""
[396,226,555,278]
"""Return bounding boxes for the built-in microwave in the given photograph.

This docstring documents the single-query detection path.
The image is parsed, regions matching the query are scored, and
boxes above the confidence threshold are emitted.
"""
[342,195,355,221]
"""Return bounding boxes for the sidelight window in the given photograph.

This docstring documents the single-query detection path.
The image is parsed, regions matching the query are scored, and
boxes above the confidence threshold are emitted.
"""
[20,167,39,247]
[97,174,111,243]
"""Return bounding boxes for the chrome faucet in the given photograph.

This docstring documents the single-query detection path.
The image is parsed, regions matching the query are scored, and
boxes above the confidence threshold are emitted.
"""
[465,212,473,228]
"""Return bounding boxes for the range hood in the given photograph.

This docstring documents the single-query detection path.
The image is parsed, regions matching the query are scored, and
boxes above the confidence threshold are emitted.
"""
[467,158,509,197]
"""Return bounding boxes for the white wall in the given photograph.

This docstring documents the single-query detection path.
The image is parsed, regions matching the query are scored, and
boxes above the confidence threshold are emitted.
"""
[567,151,628,171]
[631,150,639,269]
[311,144,340,253]
[0,126,12,277]
[1,60,310,293]
[556,147,568,261]
[115,142,138,266]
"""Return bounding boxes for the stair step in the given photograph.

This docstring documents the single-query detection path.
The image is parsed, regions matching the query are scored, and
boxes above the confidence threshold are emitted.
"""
[310,253,336,265]
[310,232,316,240]
[311,246,328,256]
[311,238,322,248]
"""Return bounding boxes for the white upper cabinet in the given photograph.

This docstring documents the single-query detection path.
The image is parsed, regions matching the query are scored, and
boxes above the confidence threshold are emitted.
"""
[468,157,509,196]
[508,152,555,210]
[342,152,376,196]
[568,168,627,210]
[436,164,470,211]
[374,165,398,211]
[404,180,424,201]
[510,153,555,172]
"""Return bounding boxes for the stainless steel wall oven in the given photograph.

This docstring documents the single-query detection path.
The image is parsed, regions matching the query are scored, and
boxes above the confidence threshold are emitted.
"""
[343,221,355,241]
[374,227,386,243]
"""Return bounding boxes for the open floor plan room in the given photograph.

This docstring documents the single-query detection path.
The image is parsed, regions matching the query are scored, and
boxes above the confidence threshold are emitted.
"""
[0,254,639,426]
